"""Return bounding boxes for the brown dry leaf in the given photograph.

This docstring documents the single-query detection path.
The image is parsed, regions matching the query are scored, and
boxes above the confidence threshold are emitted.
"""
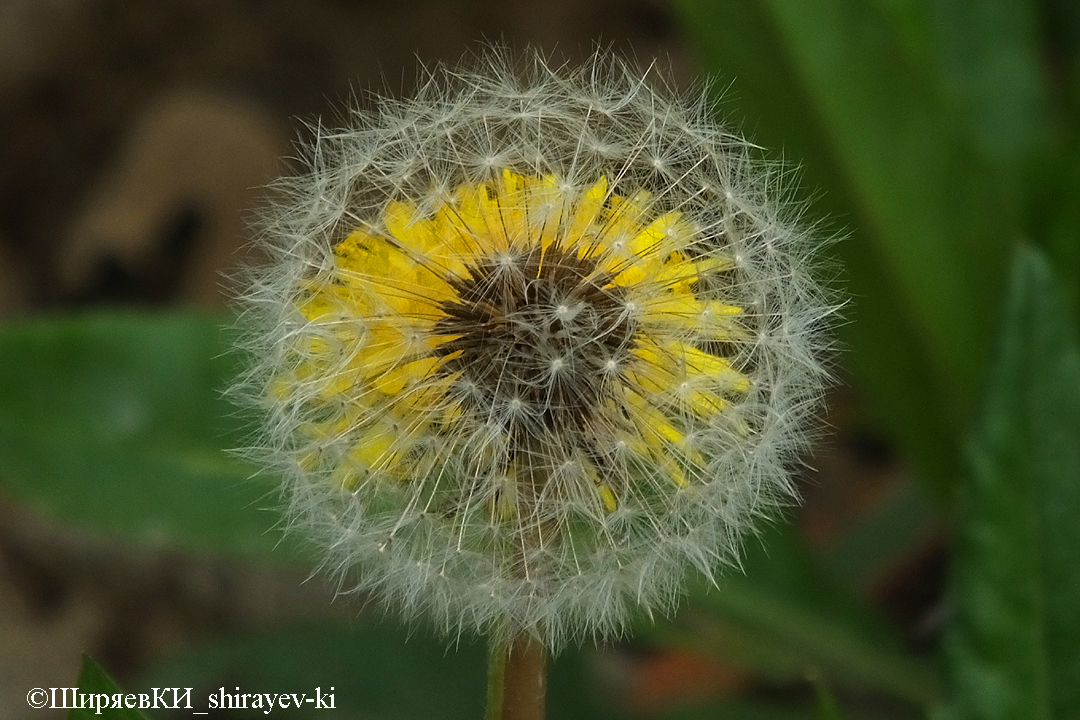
[61,89,286,306]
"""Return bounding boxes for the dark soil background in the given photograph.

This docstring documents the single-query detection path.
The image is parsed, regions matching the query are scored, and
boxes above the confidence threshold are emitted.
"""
[0,2,940,717]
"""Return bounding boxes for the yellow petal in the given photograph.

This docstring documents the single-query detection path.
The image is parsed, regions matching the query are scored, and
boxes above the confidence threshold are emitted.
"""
[372,356,442,396]
[599,484,618,513]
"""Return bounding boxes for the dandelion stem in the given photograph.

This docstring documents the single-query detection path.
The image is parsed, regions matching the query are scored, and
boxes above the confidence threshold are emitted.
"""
[487,633,547,720]
[489,452,550,720]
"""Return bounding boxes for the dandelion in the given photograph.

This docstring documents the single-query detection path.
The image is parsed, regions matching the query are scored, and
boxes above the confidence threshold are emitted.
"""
[234,49,834,717]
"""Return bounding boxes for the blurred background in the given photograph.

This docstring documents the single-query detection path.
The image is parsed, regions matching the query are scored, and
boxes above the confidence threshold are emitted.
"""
[1,1,1077,719]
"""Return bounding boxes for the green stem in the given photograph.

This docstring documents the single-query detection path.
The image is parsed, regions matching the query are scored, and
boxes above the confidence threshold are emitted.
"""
[488,446,550,719]
[487,634,547,720]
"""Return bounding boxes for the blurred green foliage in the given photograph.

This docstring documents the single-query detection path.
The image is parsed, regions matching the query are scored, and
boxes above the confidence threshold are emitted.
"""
[676,0,1079,501]
[653,523,938,708]
[0,314,298,560]
[5,1,1080,718]
[939,249,1080,720]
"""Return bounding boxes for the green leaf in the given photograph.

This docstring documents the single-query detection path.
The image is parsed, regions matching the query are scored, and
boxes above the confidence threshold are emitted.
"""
[927,0,1050,164]
[943,247,1080,719]
[655,524,938,708]
[674,0,1016,496]
[0,312,297,561]
[67,656,151,720]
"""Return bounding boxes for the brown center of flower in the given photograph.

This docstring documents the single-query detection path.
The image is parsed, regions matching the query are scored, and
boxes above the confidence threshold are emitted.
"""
[434,244,636,436]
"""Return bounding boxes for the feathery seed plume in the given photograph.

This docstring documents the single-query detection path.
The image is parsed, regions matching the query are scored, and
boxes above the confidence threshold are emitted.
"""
[234,50,835,649]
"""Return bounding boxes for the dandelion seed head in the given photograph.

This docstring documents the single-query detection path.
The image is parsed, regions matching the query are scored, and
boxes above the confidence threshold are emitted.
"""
[234,49,836,649]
